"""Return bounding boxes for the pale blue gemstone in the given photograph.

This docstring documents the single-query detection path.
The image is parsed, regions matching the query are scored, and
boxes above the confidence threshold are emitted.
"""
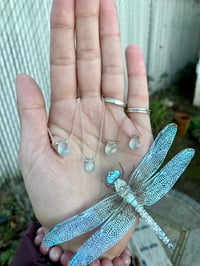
[107,170,120,184]
[84,158,96,173]
[105,141,118,156]
[57,141,70,156]
[129,135,141,150]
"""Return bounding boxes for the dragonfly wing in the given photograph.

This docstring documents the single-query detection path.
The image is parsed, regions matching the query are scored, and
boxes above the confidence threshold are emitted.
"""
[129,124,177,188]
[69,204,136,266]
[128,124,177,204]
[42,193,122,247]
[143,148,195,206]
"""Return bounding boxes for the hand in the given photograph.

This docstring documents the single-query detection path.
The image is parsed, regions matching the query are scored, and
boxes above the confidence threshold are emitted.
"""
[35,227,132,266]
[16,0,153,261]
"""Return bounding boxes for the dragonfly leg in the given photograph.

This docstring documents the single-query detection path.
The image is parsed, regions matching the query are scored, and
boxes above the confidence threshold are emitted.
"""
[119,162,125,178]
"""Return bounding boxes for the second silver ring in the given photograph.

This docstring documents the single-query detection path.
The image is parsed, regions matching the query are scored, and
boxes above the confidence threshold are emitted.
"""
[127,107,151,115]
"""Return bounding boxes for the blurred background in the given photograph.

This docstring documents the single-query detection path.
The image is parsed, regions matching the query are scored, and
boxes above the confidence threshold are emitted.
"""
[0,0,200,265]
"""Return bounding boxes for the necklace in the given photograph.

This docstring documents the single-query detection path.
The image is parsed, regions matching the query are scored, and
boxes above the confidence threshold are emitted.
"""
[104,117,120,156]
[78,98,105,173]
[104,116,142,155]
[48,99,78,156]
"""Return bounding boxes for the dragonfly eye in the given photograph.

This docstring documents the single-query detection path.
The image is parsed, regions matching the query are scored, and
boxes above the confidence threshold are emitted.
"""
[107,170,120,184]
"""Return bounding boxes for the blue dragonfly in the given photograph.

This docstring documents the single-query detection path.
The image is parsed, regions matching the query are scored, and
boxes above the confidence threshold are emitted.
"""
[42,124,195,265]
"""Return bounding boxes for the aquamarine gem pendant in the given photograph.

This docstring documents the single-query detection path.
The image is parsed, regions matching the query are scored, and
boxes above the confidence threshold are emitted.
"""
[105,141,118,156]
[56,140,70,157]
[84,158,96,173]
[48,128,71,157]
[129,135,141,150]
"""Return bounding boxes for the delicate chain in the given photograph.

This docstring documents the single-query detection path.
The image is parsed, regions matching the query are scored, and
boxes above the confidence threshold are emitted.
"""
[118,117,142,139]
[118,118,142,151]
[67,98,79,142]
[103,113,120,144]
[78,98,105,172]
[48,99,79,144]
[47,99,79,156]
[103,114,142,156]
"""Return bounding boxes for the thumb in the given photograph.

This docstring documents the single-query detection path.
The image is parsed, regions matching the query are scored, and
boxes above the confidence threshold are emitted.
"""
[16,74,48,160]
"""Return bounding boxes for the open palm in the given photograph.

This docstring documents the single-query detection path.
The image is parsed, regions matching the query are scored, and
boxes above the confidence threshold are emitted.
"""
[16,0,153,261]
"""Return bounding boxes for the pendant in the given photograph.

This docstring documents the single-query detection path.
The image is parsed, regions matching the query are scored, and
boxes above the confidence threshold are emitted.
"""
[56,141,70,156]
[105,141,118,156]
[84,158,96,173]
[129,135,141,150]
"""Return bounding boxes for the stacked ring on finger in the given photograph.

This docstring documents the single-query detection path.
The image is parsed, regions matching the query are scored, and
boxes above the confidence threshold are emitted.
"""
[127,107,151,115]
[103,97,126,108]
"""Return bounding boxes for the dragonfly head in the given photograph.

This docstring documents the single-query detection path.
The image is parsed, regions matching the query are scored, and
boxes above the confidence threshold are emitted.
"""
[107,170,120,184]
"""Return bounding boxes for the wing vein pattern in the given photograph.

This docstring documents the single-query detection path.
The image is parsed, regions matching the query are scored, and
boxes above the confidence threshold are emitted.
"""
[69,203,136,266]
[43,194,122,247]
[143,148,195,206]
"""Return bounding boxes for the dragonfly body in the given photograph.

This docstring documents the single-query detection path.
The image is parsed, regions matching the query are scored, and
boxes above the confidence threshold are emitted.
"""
[108,170,173,248]
[43,124,195,266]
[108,170,139,207]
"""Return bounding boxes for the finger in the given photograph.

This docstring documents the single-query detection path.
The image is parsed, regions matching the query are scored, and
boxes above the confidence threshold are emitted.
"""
[101,259,113,266]
[112,257,124,266]
[100,0,125,102]
[40,245,50,256]
[76,0,101,98]
[34,234,44,247]
[36,227,45,235]
[60,251,73,266]
[126,45,150,129]
[16,74,48,160]
[50,0,76,101]
[49,246,62,262]
[119,252,131,266]
[49,0,77,134]
[89,259,101,266]
[122,247,131,256]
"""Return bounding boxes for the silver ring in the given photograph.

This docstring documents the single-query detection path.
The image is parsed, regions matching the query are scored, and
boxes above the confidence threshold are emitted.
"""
[103,97,126,107]
[127,107,151,115]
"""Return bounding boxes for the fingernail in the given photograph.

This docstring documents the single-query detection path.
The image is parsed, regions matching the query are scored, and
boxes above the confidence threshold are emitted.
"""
[36,227,45,235]
[39,245,50,256]
[49,246,62,262]
[34,234,44,246]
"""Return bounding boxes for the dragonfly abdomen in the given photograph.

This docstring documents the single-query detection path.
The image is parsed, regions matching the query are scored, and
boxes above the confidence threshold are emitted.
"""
[114,178,174,249]
[137,207,174,249]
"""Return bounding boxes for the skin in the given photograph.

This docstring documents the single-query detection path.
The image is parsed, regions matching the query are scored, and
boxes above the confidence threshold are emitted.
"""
[16,0,153,264]
[34,227,132,265]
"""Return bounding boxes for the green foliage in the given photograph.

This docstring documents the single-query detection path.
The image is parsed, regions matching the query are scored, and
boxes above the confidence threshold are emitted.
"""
[189,117,200,131]
[189,117,200,144]
[0,241,19,266]
[0,179,34,265]
[150,100,172,135]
